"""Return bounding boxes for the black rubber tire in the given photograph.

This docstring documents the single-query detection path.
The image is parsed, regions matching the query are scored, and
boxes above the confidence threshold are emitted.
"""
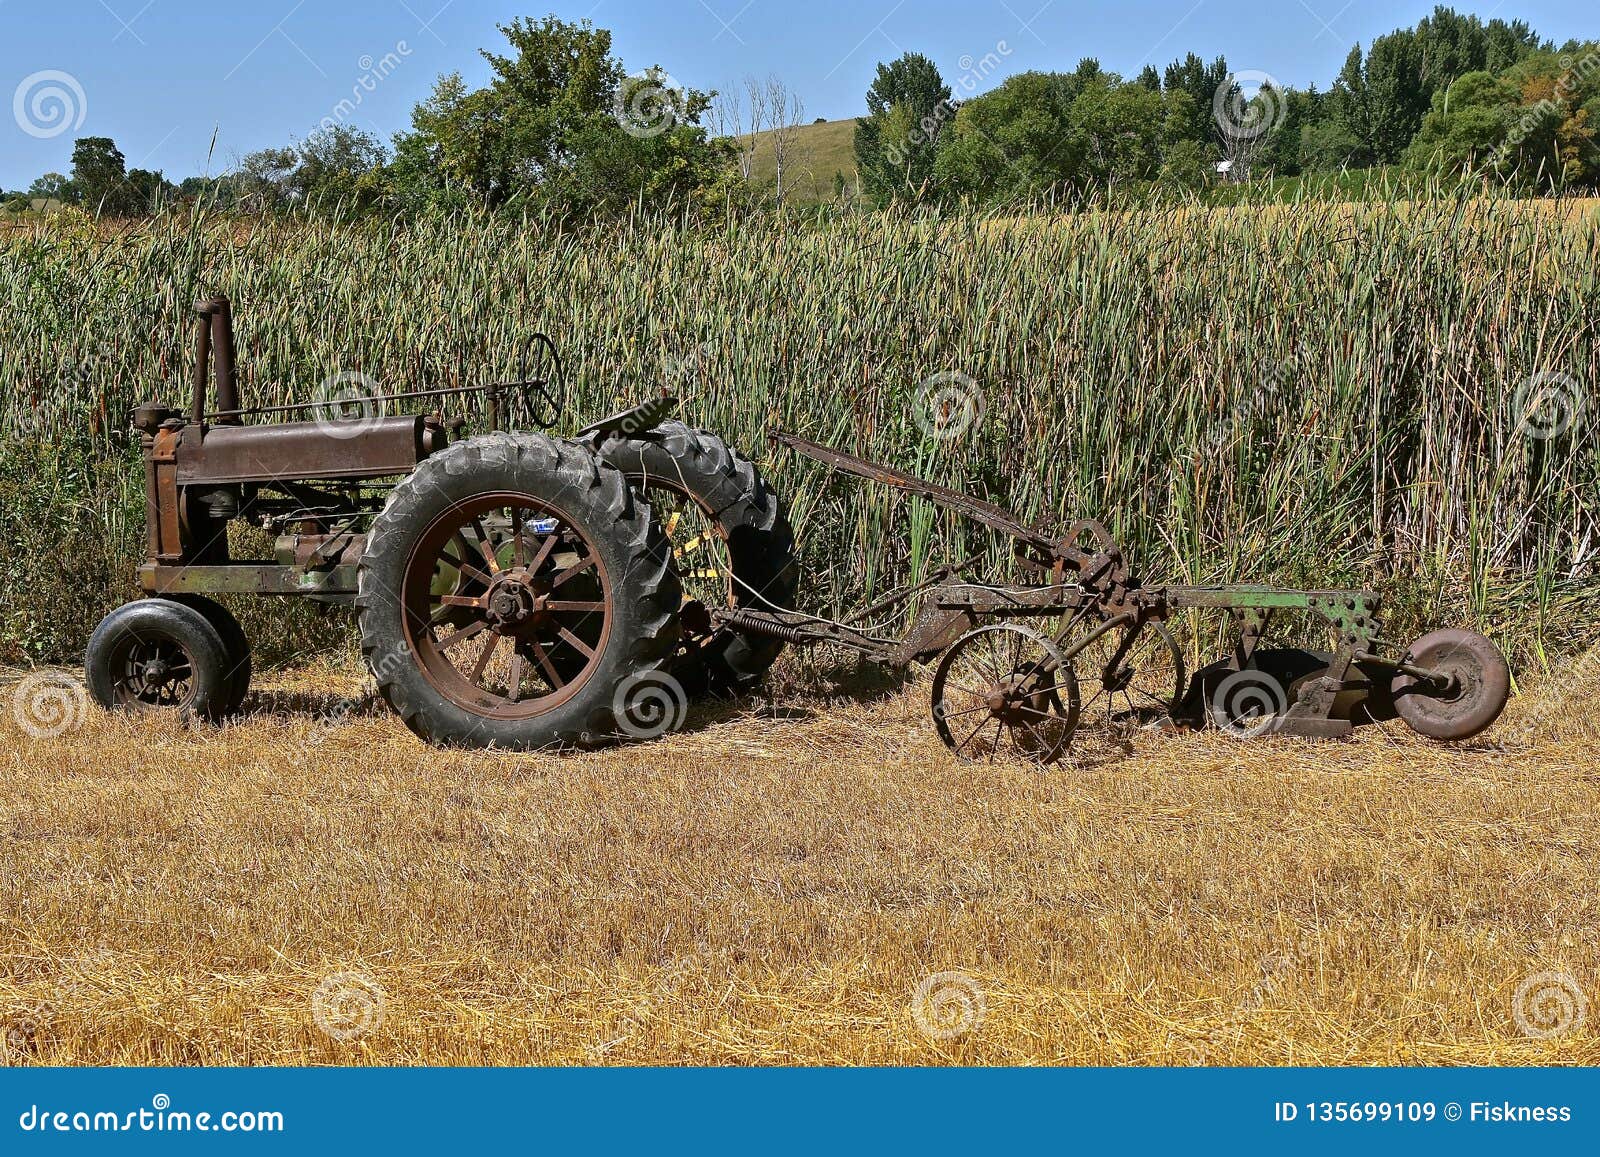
[595,420,798,695]
[165,594,251,715]
[84,599,234,721]
[356,432,681,750]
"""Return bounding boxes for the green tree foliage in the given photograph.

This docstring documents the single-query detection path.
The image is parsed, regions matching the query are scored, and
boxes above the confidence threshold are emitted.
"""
[70,137,129,213]
[852,52,953,204]
[935,68,1220,202]
[389,16,732,215]
[1328,6,1546,165]
[1407,47,1600,188]
[27,173,73,203]
[1162,52,1230,148]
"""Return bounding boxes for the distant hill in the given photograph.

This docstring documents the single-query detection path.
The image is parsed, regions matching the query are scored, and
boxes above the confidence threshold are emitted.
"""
[738,118,859,203]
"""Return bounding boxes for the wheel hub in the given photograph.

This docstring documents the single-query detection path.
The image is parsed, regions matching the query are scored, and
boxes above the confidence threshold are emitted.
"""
[485,573,542,629]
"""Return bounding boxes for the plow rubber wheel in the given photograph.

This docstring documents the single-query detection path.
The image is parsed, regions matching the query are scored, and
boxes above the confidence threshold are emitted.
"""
[357,433,681,750]
[1391,628,1510,741]
[596,421,797,695]
[85,599,234,721]
[931,624,1080,764]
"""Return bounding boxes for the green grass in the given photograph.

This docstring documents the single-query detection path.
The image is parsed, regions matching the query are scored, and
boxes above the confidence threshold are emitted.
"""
[739,118,859,203]
[0,193,1596,666]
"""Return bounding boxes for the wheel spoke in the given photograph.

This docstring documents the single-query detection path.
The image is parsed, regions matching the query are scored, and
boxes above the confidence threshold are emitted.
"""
[550,556,597,589]
[523,531,559,575]
[510,507,524,568]
[468,633,499,684]
[469,517,501,574]
[435,619,488,651]
[938,700,997,720]
[505,652,524,703]
[954,713,993,755]
[528,638,565,690]
[545,599,607,613]
[555,625,596,660]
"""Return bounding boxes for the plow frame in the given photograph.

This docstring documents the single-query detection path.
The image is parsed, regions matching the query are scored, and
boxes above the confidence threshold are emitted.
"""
[718,431,1469,745]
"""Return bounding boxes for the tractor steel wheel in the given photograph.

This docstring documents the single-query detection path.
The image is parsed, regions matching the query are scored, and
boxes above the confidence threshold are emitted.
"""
[84,599,234,721]
[357,433,680,750]
[596,421,797,695]
[931,624,1080,764]
[1391,628,1510,741]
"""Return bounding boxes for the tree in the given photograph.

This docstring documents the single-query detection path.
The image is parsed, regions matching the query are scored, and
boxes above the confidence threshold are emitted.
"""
[389,16,732,214]
[1326,46,1378,167]
[1162,52,1229,147]
[27,173,73,203]
[854,52,953,204]
[755,74,806,204]
[293,125,388,210]
[934,71,1081,203]
[71,137,131,214]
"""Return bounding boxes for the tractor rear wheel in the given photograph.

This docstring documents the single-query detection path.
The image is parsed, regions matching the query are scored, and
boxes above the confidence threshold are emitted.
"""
[595,421,797,695]
[357,432,681,750]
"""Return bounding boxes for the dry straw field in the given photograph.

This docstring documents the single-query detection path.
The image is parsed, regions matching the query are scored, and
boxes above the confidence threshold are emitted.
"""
[2,648,1598,1067]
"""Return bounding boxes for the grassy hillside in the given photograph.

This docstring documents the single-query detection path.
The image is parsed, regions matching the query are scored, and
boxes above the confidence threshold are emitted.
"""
[739,117,858,203]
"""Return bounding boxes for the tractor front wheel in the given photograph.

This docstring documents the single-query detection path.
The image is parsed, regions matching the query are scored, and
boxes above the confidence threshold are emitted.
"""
[84,598,236,721]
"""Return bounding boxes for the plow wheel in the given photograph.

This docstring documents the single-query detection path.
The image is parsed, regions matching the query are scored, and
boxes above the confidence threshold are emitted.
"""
[1061,619,1187,734]
[597,421,797,695]
[358,433,680,750]
[931,624,1080,764]
[1391,628,1510,741]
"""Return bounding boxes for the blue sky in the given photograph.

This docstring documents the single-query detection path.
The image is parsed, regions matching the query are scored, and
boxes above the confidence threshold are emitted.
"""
[1,0,1596,190]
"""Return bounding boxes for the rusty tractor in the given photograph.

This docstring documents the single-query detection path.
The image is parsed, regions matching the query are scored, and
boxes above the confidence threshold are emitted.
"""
[85,297,799,748]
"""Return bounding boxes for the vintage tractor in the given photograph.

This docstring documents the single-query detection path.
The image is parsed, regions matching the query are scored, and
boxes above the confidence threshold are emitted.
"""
[85,297,797,748]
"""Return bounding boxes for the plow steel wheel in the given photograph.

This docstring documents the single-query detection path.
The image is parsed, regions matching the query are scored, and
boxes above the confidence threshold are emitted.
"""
[1061,619,1186,732]
[931,624,1080,764]
[1391,628,1510,740]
